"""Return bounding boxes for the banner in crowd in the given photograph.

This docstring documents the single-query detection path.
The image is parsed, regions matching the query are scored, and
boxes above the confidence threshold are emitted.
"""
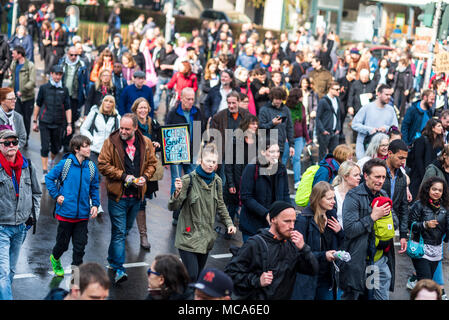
[161,124,191,165]
[435,49,449,74]
[414,27,433,55]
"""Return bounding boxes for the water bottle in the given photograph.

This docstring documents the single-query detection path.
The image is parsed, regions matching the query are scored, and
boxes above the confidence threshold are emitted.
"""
[333,250,351,262]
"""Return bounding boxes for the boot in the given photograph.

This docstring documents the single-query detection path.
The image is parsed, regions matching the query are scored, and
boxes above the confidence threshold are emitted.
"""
[136,210,150,250]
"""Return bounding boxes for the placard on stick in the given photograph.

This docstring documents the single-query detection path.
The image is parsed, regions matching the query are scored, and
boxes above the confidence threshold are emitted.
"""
[161,124,191,165]
[435,50,449,74]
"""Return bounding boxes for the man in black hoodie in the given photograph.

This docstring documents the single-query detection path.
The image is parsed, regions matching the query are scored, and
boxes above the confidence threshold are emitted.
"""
[225,201,319,300]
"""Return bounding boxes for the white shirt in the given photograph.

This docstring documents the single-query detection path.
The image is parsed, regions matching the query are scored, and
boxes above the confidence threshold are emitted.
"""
[327,94,339,131]
[218,85,232,113]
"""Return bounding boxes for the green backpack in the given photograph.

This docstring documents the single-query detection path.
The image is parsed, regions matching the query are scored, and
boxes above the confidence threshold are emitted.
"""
[373,211,395,262]
[295,165,324,207]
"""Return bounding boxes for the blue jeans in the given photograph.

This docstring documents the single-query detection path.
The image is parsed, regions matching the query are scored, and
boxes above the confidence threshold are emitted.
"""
[107,197,141,272]
[170,163,197,195]
[373,255,391,300]
[290,137,306,184]
[0,224,27,300]
[153,76,170,111]
[316,282,334,300]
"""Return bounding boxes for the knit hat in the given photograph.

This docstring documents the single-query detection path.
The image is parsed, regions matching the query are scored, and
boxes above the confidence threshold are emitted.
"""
[371,196,392,208]
[350,48,360,55]
[269,201,295,219]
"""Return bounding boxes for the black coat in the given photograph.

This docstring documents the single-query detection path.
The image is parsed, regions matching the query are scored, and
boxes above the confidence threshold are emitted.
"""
[0,35,12,73]
[347,79,377,113]
[239,163,292,236]
[250,78,270,115]
[409,135,441,199]
[409,200,449,246]
[224,228,319,300]
[339,183,395,294]
[315,95,342,134]
[291,206,344,300]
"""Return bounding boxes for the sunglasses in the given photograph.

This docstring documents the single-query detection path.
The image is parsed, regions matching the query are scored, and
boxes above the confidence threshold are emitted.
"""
[1,140,19,147]
[69,53,79,57]
[147,268,161,276]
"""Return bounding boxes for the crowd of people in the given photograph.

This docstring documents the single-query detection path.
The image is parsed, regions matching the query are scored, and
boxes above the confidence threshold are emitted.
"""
[0,2,449,301]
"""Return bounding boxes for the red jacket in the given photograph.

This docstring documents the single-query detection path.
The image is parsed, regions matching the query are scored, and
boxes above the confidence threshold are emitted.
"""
[167,72,198,100]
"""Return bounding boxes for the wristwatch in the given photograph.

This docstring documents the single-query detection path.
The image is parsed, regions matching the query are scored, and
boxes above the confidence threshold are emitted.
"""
[33,120,37,123]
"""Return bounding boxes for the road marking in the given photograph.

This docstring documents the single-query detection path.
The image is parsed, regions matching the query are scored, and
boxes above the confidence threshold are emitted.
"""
[106,262,149,269]
[14,273,37,279]
[211,253,233,259]
[287,169,294,175]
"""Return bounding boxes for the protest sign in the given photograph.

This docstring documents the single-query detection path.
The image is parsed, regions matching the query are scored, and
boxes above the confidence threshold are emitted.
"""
[161,124,191,165]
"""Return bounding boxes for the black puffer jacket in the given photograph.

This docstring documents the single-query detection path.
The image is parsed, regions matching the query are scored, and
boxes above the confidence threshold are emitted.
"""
[35,81,71,124]
[224,228,319,300]
[409,200,449,246]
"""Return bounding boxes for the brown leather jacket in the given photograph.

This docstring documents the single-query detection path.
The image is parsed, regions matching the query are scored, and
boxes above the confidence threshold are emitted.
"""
[98,129,157,202]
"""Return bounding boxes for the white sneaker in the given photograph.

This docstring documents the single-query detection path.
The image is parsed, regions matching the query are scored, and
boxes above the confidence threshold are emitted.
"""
[442,294,448,300]
[41,174,46,184]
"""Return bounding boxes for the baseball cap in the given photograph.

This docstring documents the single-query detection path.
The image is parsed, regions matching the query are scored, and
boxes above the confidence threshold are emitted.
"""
[133,70,146,78]
[0,129,18,140]
[190,268,233,298]
[50,65,64,74]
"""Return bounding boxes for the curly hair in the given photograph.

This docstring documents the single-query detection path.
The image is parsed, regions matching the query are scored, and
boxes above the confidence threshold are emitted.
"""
[153,254,190,299]
[418,176,449,208]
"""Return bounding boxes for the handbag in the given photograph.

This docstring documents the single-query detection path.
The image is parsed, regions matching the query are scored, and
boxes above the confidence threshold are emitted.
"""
[149,152,164,181]
[406,221,425,259]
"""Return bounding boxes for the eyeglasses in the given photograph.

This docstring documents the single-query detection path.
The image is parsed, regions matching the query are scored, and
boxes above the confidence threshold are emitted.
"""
[147,268,161,276]
[1,140,19,147]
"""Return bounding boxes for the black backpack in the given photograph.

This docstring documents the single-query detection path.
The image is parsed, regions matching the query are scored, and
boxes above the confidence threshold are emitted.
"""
[89,111,119,135]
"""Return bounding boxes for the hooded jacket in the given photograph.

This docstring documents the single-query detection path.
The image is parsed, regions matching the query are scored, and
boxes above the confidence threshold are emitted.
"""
[45,153,100,219]
[0,156,41,226]
[9,58,35,102]
[224,228,319,300]
[312,154,339,187]
[239,163,292,236]
[401,100,433,146]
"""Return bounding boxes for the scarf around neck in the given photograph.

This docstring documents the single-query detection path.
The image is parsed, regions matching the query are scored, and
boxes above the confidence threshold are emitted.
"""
[0,150,24,197]
[196,165,215,185]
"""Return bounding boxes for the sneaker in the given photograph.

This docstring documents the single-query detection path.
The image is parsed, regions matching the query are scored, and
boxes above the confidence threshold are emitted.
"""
[50,254,65,277]
[406,275,417,290]
[41,174,47,184]
[114,270,128,284]
[443,293,448,300]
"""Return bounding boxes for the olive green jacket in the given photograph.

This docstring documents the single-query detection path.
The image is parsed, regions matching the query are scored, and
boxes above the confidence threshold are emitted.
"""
[168,171,234,254]
[9,59,36,102]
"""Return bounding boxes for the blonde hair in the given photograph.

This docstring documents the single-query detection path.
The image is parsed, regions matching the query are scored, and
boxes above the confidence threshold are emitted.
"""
[332,160,360,187]
[95,69,114,90]
[309,181,334,233]
[199,143,219,161]
[204,58,218,81]
[99,95,117,115]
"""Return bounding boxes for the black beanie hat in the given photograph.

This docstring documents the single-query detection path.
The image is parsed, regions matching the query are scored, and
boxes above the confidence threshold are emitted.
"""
[269,201,295,220]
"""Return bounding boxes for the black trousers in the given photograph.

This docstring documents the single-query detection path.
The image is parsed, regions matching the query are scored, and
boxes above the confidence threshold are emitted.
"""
[15,98,35,141]
[52,220,89,266]
[412,258,440,281]
[39,123,64,157]
[317,131,339,161]
[178,249,209,282]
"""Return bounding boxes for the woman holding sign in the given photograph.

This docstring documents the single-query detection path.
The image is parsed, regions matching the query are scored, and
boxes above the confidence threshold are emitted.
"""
[131,97,162,250]
[168,143,236,282]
